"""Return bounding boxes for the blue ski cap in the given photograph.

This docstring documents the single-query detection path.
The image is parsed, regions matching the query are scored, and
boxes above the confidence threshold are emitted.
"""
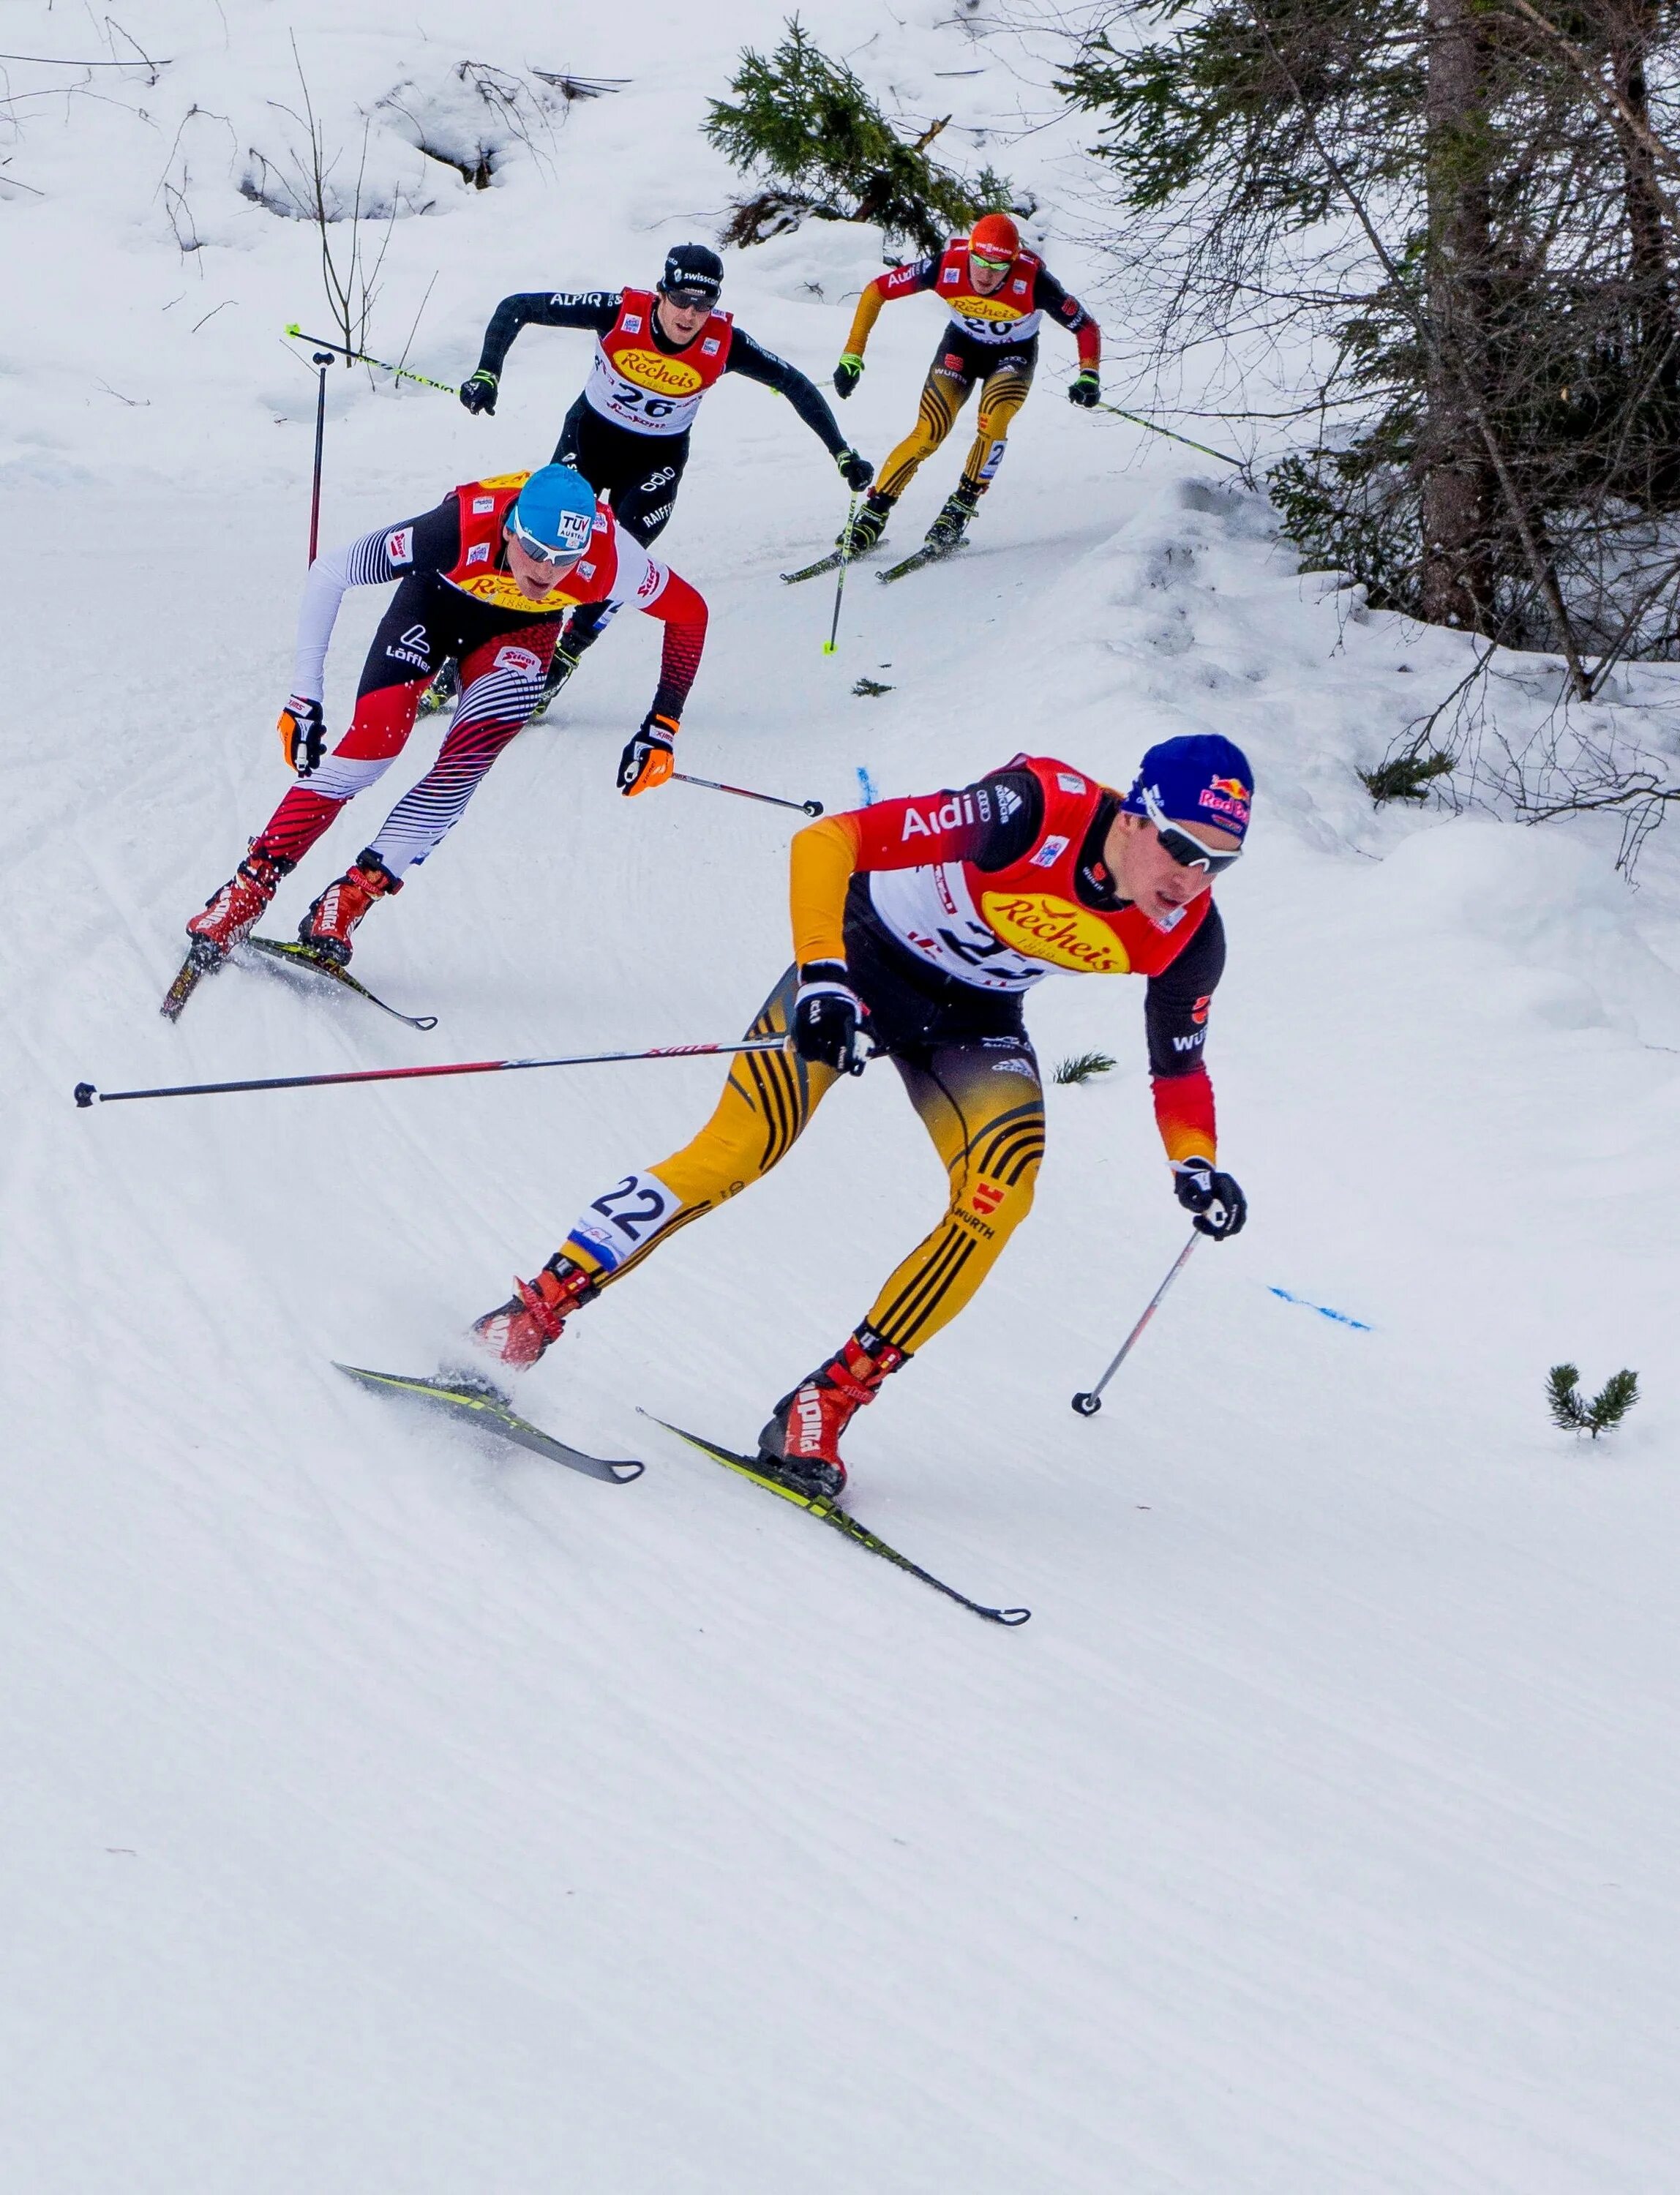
[1120,733,1254,840]
[507,464,597,562]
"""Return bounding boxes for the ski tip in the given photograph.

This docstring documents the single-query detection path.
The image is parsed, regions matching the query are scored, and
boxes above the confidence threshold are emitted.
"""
[993,1607,1032,1626]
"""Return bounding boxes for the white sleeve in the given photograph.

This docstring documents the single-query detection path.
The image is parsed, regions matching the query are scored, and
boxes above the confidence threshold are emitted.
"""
[604,531,670,610]
[288,525,415,702]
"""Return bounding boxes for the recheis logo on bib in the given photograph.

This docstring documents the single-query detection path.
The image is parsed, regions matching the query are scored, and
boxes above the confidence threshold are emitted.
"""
[611,349,705,396]
[951,292,1027,325]
[979,892,1133,974]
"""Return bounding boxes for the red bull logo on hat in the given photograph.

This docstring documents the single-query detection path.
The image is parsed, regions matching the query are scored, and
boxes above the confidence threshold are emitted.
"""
[1199,772,1251,825]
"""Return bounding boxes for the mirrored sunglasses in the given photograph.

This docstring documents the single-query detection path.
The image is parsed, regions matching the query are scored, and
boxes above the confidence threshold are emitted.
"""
[506,519,582,569]
[1142,787,1243,875]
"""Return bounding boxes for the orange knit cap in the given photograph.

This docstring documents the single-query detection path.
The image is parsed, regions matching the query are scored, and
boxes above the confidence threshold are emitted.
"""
[969,211,1020,262]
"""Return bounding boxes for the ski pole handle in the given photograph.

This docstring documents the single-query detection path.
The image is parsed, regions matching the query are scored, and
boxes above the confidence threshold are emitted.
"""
[672,772,823,817]
[1070,1233,1201,1416]
[75,1035,790,1110]
[284,326,459,396]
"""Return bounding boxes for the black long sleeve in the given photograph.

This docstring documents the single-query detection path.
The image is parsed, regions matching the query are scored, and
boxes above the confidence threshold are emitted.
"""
[725,326,850,456]
[474,291,622,378]
[1144,904,1225,1076]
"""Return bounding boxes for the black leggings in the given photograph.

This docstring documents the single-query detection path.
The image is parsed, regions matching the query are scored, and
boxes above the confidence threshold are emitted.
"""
[553,397,690,547]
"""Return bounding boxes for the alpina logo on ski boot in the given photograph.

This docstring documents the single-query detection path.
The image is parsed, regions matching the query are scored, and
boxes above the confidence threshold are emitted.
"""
[613,349,705,395]
[793,1389,826,1455]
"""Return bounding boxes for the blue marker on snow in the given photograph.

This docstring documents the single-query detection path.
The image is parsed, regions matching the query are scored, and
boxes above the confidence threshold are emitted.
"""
[1267,1286,1373,1332]
[856,765,879,806]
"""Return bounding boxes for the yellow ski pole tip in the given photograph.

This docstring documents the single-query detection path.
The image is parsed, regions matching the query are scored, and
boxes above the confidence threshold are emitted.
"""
[822,642,837,655]
[285,323,301,337]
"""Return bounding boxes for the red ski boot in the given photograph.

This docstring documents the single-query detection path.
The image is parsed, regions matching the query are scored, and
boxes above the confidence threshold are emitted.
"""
[185,849,292,961]
[470,1258,596,1370]
[299,853,401,967]
[757,1329,905,1502]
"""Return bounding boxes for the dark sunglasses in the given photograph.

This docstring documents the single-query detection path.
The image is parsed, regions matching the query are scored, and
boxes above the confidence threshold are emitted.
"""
[662,286,715,309]
[1143,787,1243,875]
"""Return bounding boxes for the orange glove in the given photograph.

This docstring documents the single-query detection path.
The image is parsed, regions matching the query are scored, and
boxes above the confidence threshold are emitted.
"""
[277,695,326,776]
[618,711,678,796]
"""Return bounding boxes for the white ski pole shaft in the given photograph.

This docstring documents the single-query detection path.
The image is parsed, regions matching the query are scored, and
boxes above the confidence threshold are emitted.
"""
[672,772,823,816]
[1070,1234,1201,1415]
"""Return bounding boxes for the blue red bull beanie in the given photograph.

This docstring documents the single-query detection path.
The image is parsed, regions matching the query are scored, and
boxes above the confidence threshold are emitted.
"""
[1120,734,1254,840]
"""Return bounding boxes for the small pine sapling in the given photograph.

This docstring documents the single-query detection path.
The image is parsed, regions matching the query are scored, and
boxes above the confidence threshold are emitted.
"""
[1360,748,1455,804]
[1547,1363,1640,1438]
[1054,1051,1117,1087]
[705,18,1026,252]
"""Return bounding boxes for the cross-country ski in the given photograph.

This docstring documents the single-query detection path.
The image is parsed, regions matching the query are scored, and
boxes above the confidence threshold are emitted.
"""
[335,1362,644,1481]
[641,1412,1029,1625]
[244,938,439,1030]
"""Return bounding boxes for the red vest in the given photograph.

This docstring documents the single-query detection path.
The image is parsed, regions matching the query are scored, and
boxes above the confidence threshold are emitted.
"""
[442,473,618,614]
[585,288,735,434]
[972,755,1211,978]
[866,754,1211,991]
[934,237,1045,345]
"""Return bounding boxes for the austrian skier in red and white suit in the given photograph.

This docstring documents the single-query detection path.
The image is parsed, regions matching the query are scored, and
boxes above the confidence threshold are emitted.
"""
[178,465,707,978]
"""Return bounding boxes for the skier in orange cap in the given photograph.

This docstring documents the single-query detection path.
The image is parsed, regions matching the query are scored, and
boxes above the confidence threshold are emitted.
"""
[828,212,1102,568]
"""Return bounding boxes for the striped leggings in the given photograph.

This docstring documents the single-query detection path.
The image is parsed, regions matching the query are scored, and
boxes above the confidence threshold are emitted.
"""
[875,348,1036,505]
[254,586,558,879]
[557,967,1046,1360]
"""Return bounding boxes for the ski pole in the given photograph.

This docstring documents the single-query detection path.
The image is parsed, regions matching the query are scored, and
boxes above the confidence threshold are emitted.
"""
[823,495,858,656]
[74,1035,790,1111]
[1094,402,1244,470]
[284,325,460,397]
[672,772,823,817]
[1070,1234,1200,1415]
[307,350,334,563]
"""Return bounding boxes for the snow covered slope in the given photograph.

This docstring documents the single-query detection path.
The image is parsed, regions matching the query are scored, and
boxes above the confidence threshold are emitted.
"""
[4,5,1679,2189]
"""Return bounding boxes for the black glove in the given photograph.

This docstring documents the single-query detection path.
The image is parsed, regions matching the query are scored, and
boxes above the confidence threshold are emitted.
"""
[792,961,868,1073]
[1068,369,1100,409]
[277,694,326,776]
[833,353,864,399]
[459,369,498,416]
[618,711,678,796]
[1172,1157,1247,1239]
[837,447,874,493]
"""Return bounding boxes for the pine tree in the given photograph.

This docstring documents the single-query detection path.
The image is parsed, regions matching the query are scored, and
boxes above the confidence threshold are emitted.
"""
[1546,1362,1640,1438]
[705,18,1024,253]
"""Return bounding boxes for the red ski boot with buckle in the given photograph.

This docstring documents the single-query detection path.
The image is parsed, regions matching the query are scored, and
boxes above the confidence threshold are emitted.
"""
[298,852,401,967]
[470,1258,596,1370]
[185,849,293,961]
[757,1328,905,1502]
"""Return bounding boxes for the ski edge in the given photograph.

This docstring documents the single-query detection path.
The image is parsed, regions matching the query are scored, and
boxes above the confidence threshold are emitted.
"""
[638,1411,1030,1626]
[335,1362,645,1482]
[160,941,220,1021]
